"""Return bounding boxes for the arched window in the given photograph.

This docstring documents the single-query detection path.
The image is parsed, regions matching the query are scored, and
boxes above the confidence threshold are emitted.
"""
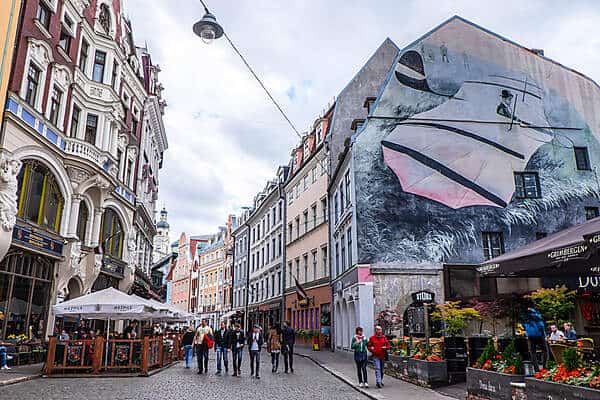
[100,208,123,259]
[76,201,89,242]
[16,160,64,232]
[99,4,111,35]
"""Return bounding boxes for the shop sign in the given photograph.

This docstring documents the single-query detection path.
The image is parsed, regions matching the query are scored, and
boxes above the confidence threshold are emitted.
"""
[477,263,499,275]
[298,298,309,307]
[12,225,63,257]
[543,276,600,294]
[412,290,435,303]
[546,244,588,263]
[586,233,600,247]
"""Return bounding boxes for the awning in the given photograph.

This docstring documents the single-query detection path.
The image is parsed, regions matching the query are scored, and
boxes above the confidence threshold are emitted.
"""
[220,310,236,320]
[478,217,600,277]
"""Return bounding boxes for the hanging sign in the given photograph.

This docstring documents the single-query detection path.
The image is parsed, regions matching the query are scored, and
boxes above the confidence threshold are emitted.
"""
[12,225,63,257]
[412,290,435,303]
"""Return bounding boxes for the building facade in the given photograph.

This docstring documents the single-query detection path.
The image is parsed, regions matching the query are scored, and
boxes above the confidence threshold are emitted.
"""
[0,0,22,127]
[332,16,600,348]
[247,169,287,330]
[284,113,331,342]
[196,228,226,327]
[0,0,166,340]
[232,207,251,328]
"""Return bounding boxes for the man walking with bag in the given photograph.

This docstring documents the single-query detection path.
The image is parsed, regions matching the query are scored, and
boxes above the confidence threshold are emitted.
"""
[281,320,295,373]
[194,319,213,375]
[214,321,231,374]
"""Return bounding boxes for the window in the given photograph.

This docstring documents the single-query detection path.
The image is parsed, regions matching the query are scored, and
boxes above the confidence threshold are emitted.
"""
[445,265,496,300]
[295,217,300,239]
[312,250,318,282]
[574,147,591,171]
[287,262,292,288]
[59,24,72,53]
[303,210,308,233]
[334,192,339,222]
[585,207,599,220]
[16,161,64,232]
[341,234,346,271]
[514,172,541,199]
[345,171,351,206]
[335,243,340,276]
[131,118,138,136]
[321,198,327,222]
[36,2,51,30]
[126,160,133,186]
[76,40,89,75]
[304,175,309,191]
[311,167,317,183]
[339,184,345,212]
[482,232,504,260]
[347,228,352,267]
[295,259,300,283]
[312,204,317,228]
[287,223,292,242]
[288,192,293,205]
[70,105,81,138]
[25,64,41,107]
[321,247,327,276]
[92,50,106,83]
[278,233,282,256]
[84,114,98,144]
[48,86,63,126]
[111,60,119,89]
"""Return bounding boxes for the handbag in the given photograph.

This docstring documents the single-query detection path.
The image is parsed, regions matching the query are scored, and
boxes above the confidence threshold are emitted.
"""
[203,334,214,349]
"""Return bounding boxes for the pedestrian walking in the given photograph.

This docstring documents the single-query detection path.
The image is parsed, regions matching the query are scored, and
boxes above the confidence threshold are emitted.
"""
[267,324,282,373]
[0,344,13,370]
[281,320,295,373]
[230,323,245,377]
[522,307,546,371]
[214,321,231,374]
[367,325,390,389]
[194,319,214,375]
[351,326,369,388]
[181,327,195,369]
[247,324,264,379]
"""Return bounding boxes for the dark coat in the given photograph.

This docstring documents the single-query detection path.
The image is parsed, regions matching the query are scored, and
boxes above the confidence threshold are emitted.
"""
[230,330,246,351]
[247,331,264,352]
[281,326,295,346]
[214,328,232,348]
[181,331,195,346]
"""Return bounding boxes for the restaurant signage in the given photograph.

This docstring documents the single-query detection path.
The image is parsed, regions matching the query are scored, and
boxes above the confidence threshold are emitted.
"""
[542,275,600,294]
[546,244,588,263]
[12,225,63,257]
[412,290,435,303]
[477,263,500,275]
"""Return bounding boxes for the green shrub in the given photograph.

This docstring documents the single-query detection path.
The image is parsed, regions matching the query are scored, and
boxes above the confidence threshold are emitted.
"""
[476,339,496,367]
[562,347,580,371]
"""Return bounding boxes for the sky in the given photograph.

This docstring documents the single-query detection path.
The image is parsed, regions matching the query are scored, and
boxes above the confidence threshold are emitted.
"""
[125,0,600,243]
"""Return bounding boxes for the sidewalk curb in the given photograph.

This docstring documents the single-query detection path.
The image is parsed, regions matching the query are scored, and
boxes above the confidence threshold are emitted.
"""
[0,373,40,387]
[296,352,379,400]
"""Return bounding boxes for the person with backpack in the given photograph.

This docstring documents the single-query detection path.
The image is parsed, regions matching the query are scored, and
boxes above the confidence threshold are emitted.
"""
[194,319,213,375]
[267,324,282,373]
[351,326,369,388]
[367,325,390,389]
[522,307,546,371]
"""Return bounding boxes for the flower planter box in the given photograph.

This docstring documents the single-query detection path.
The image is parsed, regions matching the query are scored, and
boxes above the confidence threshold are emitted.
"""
[407,358,448,388]
[525,378,600,400]
[466,367,525,400]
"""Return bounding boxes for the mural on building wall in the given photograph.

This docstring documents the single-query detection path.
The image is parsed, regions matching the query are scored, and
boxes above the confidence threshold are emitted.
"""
[355,17,600,265]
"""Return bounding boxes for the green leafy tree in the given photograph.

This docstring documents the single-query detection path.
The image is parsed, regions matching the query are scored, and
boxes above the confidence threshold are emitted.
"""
[431,301,481,337]
[526,286,576,326]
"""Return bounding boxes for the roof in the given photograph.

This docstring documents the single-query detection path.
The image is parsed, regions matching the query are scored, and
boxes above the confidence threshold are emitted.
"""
[156,220,169,229]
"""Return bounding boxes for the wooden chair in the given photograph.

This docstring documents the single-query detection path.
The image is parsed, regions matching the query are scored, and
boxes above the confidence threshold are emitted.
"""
[548,343,569,364]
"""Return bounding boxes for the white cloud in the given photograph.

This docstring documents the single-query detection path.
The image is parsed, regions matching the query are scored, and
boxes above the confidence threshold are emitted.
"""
[125,0,600,241]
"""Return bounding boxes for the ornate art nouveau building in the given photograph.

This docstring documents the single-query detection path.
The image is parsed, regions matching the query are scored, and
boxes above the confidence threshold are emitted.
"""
[0,0,166,339]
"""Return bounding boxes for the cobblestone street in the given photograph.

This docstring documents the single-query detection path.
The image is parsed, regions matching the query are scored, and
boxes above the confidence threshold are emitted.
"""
[0,353,367,400]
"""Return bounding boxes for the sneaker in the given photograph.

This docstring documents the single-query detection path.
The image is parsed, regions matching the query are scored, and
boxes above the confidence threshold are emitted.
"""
[1,366,10,370]
[364,383,369,388]
[6,355,12,360]
[376,383,382,389]
[381,382,384,387]
[256,375,260,379]
[197,370,202,375]
[358,383,364,388]
[215,371,221,375]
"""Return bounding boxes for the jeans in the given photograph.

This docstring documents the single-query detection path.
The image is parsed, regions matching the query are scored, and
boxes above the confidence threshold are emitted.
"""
[232,348,243,373]
[196,344,209,373]
[0,346,6,368]
[249,350,260,376]
[183,345,193,368]
[271,352,279,371]
[355,359,368,384]
[283,344,294,372]
[527,337,547,371]
[373,357,384,385]
[216,346,229,372]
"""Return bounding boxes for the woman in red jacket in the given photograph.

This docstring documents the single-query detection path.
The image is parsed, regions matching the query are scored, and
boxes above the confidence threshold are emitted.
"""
[367,325,390,388]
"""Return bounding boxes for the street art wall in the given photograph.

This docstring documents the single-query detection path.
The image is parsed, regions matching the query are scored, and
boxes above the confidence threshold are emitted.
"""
[354,17,600,266]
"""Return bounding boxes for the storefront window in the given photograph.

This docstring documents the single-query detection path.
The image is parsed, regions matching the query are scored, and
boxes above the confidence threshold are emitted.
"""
[17,161,64,232]
[101,208,124,259]
[0,252,53,340]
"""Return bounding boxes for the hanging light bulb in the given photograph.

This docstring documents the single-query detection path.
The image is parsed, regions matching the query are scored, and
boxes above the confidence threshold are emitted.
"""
[193,12,224,45]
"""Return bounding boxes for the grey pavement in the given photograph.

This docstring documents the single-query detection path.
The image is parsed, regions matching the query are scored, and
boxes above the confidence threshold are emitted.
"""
[295,345,459,400]
[0,363,42,386]
[0,351,367,400]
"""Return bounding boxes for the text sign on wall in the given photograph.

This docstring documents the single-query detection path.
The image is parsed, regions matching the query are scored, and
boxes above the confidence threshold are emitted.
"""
[12,225,63,257]
[412,290,435,303]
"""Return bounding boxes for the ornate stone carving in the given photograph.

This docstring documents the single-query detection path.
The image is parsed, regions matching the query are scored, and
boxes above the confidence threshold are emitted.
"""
[67,166,91,185]
[0,154,22,232]
[70,241,82,269]
[53,65,72,88]
[127,228,137,266]
[29,39,53,68]
[93,175,111,190]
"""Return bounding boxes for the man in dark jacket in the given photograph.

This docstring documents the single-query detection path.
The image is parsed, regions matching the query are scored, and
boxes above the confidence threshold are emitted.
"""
[230,323,245,377]
[247,325,264,379]
[281,320,295,373]
[214,321,231,374]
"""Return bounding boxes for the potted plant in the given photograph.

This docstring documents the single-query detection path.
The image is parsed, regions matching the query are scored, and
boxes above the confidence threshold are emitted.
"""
[432,301,480,383]
[467,338,526,400]
[407,341,447,388]
[528,347,600,399]
[469,299,508,365]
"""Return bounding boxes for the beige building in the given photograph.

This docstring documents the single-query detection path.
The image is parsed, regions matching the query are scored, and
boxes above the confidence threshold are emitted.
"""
[196,228,227,327]
[284,112,332,337]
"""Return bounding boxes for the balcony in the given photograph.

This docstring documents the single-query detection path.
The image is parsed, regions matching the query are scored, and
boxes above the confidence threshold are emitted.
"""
[74,68,120,104]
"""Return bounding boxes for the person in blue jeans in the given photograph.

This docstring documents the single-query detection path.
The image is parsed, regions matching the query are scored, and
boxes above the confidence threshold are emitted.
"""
[230,323,245,377]
[214,321,231,374]
[181,327,195,369]
[0,346,12,370]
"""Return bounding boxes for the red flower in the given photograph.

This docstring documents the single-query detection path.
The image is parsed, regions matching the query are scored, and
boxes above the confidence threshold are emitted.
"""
[495,354,502,360]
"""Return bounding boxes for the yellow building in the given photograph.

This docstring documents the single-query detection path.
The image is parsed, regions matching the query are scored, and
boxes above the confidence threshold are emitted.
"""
[0,0,21,126]
[196,228,228,328]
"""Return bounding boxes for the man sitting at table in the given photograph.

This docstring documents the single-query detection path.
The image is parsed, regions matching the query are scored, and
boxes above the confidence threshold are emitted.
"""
[563,322,577,340]
[548,324,565,342]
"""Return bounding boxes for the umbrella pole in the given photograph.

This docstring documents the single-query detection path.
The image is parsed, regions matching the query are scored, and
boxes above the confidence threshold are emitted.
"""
[105,318,110,368]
